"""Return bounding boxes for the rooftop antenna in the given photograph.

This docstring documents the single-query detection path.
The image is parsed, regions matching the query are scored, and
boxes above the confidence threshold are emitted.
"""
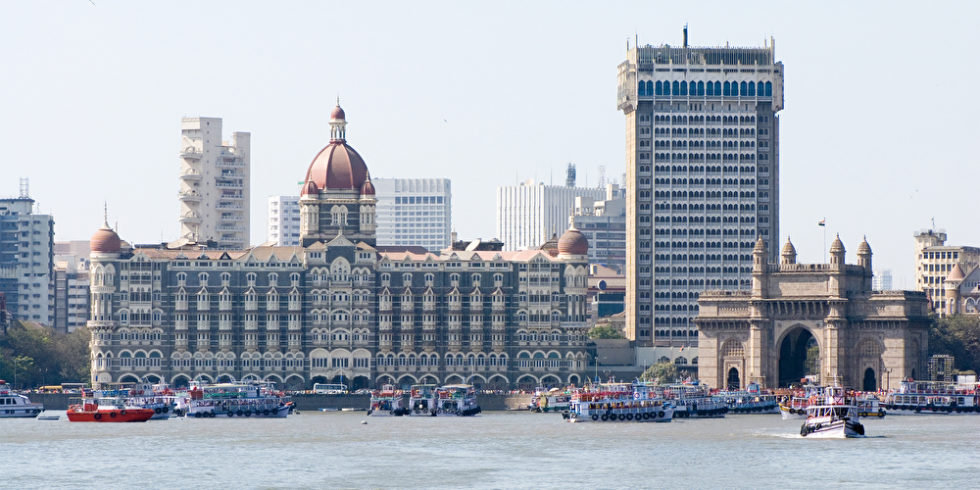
[683,23,688,48]
[598,165,607,188]
[18,178,29,198]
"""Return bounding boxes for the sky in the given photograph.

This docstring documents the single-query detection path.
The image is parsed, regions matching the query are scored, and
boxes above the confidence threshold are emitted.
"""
[2,1,979,288]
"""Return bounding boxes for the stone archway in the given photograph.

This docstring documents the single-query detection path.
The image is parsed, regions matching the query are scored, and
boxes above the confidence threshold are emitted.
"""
[727,367,740,390]
[778,327,819,387]
[863,368,877,392]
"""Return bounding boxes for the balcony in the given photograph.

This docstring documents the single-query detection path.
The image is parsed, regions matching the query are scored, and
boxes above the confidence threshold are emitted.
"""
[180,170,201,182]
[180,147,202,160]
[179,213,201,224]
[179,191,201,202]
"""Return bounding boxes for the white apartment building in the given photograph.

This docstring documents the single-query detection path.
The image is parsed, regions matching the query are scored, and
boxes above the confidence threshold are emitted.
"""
[618,33,783,347]
[373,178,452,251]
[51,240,91,333]
[267,196,301,246]
[178,117,250,249]
[913,228,980,315]
[571,184,626,271]
[496,177,605,252]
[0,196,54,325]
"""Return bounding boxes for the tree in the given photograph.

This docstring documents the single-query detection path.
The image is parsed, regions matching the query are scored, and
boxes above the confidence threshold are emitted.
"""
[641,361,679,384]
[0,321,91,388]
[930,314,980,374]
[588,324,625,340]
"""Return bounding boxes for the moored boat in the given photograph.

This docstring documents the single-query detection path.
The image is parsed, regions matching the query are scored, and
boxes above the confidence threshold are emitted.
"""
[0,381,44,418]
[563,382,673,423]
[408,384,439,416]
[528,387,570,413]
[367,385,408,416]
[664,384,727,418]
[881,379,979,415]
[435,384,481,416]
[716,383,779,414]
[66,397,155,422]
[185,382,291,418]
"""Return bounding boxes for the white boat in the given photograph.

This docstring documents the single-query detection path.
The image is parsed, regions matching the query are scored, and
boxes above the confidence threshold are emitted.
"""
[0,381,43,418]
[563,382,673,423]
[185,382,291,418]
[882,380,980,415]
[367,385,408,416]
[528,387,570,413]
[799,387,865,438]
[434,384,481,416]
[716,384,779,414]
[664,384,727,418]
[122,383,179,420]
[408,384,439,416]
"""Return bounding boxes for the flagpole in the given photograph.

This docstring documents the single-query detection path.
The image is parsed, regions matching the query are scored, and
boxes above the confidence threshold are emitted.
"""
[821,217,827,263]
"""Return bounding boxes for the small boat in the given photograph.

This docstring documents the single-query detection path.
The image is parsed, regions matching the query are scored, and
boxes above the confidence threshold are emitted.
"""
[435,385,481,416]
[408,384,439,416]
[0,381,44,418]
[799,386,865,438]
[563,382,673,423]
[528,387,570,413]
[367,385,408,416]
[66,397,155,422]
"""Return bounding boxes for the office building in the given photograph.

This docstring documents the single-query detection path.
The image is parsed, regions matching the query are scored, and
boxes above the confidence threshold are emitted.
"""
[178,117,250,249]
[497,166,605,251]
[373,178,452,251]
[267,196,301,246]
[571,184,626,271]
[913,228,980,315]
[0,191,54,325]
[618,32,783,347]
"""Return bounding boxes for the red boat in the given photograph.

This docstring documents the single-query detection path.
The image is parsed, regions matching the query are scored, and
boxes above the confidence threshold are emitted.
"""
[66,399,155,422]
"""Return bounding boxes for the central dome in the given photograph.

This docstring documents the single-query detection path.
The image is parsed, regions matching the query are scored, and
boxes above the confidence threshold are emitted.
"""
[302,104,369,191]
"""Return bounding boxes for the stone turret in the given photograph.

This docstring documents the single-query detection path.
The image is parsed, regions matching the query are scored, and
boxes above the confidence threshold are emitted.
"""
[829,234,845,270]
[944,264,965,317]
[857,236,873,290]
[752,236,767,297]
[780,237,797,265]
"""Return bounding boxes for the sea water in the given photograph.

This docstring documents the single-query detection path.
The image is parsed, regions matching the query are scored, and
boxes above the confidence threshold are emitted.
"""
[4,412,978,488]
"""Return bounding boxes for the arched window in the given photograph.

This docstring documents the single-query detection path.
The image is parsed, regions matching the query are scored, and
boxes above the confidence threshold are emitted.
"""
[706,81,713,96]
[680,81,687,96]
[672,81,679,95]
[713,81,721,95]
[739,81,747,96]
[663,81,670,95]
[638,81,646,96]
[697,81,704,96]
[765,81,772,96]
[723,82,730,96]
[646,80,653,95]
[688,81,696,95]
[655,81,662,95]
[748,81,755,96]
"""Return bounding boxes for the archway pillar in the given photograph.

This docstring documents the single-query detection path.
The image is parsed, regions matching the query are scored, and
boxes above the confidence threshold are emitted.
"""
[822,319,845,385]
[747,318,769,387]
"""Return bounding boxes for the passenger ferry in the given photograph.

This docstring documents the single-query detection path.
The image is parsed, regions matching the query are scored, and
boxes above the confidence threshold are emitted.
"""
[434,384,481,416]
[882,380,980,415]
[0,381,43,418]
[367,385,408,416]
[122,383,179,420]
[715,383,779,414]
[563,383,673,423]
[408,384,439,416]
[185,382,291,418]
[778,385,824,419]
[665,384,728,418]
[799,387,865,438]
[66,397,155,422]
[528,388,570,413]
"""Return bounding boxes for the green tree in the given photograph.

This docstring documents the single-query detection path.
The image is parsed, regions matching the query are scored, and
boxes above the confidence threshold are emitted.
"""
[930,314,980,374]
[0,321,90,388]
[640,361,679,383]
[588,324,625,340]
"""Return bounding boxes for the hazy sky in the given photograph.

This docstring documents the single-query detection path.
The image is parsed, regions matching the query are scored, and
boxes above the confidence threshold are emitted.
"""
[3,1,979,288]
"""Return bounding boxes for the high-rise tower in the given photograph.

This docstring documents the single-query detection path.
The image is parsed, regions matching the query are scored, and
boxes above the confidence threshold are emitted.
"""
[618,33,783,347]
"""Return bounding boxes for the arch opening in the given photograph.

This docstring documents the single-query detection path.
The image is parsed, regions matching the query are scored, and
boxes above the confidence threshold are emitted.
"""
[727,367,740,390]
[863,368,877,392]
[778,328,819,387]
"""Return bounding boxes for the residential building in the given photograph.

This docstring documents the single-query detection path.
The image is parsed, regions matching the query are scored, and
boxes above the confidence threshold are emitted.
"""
[0,194,54,325]
[496,166,605,251]
[872,269,893,291]
[913,228,980,315]
[178,117,250,249]
[572,184,626,271]
[618,33,783,348]
[373,178,452,251]
[696,236,930,391]
[267,196,301,246]
[51,241,91,333]
[88,105,591,390]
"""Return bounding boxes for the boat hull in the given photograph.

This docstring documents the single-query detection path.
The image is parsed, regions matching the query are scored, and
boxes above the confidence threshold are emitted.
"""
[565,407,674,423]
[189,405,290,418]
[0,405,44,418]
[67,408,155,422]
[800,419,865,438]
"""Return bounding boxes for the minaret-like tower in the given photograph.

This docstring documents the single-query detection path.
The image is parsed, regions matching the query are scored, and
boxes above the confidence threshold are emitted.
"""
[780,237,797,265]
[944,264,965,316]
[857,236,873,291]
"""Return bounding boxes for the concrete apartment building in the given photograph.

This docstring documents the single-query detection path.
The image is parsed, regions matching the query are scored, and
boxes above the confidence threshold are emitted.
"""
[913,228,980,316]
[571,184,626,271]
[373,178,452,251]
[51,240,92,333]
[497,166,605,251]
[267,196,301,246]
[618,32,783,348]
[178,117,250,249]
[0,192,54,325]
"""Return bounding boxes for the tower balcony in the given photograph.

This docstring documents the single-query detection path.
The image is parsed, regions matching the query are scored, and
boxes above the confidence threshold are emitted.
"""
[179,191,202,202]
[180,147,203,160]
[179,212,201,224]
[180,170,201,182]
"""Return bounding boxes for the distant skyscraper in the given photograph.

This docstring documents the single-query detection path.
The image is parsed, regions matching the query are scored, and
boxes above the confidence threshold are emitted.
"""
[872,269,893,291]
[267,196,301,246]
[571,184,626,271]
[178,117,250,249]
[496,171,605,251]
[0,192,54,324]
[618,33,784,347]
[373,178,452,251]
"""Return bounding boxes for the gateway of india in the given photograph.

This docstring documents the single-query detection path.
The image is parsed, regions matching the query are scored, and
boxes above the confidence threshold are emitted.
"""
[695,236,931,391]
[87,105,591,390]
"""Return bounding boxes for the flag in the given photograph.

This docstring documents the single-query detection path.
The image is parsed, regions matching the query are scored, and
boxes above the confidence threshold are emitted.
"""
[817,218,826,227]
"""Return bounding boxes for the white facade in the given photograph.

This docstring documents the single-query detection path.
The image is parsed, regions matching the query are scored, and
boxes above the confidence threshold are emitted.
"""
[373,178,452,251]
[496,180,604,251]
[0,197,53,325]
[267,196,301,246]
[571,184,626,271]
[618,38,784,347]
[913,229,980,315]
[178,117,250,249]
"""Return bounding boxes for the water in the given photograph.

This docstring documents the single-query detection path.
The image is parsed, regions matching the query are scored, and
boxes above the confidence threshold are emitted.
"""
[4,412,978,488]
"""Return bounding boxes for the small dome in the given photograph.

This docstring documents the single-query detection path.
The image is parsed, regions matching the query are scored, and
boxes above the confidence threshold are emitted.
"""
[91,225,121,253]
[830,234,845,253]
[330,104,346,121]
[360,177,375,196]
[946,264,965,282]
[857,236,872,255]
[781,237,797,256]
[753,235,766,253]
[557,227,588,256]
[301,180,319,196]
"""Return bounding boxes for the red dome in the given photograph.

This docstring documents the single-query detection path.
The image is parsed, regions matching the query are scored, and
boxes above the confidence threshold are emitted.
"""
[304,142,369,191]
[90,226,121,253]
[301,180,319,196]
[558,228,588,256]
[360,178,375,196]
[330,105,346,120]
